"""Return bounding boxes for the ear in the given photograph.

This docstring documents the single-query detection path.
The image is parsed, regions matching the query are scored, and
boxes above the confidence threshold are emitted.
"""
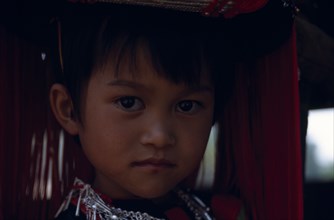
[49,84,80,135]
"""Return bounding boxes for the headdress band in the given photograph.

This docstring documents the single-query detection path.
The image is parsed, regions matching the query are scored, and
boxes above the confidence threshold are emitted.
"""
[67,0,269,18]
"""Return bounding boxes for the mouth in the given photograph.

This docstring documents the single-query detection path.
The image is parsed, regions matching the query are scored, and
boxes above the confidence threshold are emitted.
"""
[131,158,176,169]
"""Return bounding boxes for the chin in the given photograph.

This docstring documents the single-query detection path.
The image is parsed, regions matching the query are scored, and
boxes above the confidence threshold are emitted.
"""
[132,185,174,199]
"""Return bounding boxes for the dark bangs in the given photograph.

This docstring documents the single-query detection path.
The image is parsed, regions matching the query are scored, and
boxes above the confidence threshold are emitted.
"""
[93,8,220,86]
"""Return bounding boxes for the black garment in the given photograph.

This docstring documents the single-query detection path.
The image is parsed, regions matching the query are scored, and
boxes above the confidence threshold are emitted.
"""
[55,204,86,220]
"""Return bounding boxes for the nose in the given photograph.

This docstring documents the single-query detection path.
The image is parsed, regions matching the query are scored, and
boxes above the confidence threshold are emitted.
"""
[140,119,176,148]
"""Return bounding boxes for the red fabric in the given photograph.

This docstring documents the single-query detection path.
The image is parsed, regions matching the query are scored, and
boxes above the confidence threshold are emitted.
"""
[216,27,303,220]
[69,0,268,18]
[211,195,243,220]
[225,0,268,18]
[0,25,93,220]
[164,207,191,220]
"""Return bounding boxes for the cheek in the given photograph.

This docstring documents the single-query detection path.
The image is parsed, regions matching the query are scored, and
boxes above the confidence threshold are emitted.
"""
[177,119,213,160]
[78,114,137,165]
[83,103,136,140]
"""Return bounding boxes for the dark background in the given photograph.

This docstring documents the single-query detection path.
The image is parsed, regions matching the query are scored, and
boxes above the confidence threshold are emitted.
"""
[296,1,334,220]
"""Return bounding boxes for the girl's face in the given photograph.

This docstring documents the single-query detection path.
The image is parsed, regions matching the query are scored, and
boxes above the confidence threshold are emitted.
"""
[77,44,215,199]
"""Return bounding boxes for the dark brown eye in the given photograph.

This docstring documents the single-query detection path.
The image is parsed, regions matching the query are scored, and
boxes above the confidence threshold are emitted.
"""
[176,100,202,114]
[114,96,144,112]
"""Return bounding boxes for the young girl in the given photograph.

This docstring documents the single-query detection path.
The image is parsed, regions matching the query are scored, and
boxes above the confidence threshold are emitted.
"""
[44,1,300,220]
[50,3,233,220]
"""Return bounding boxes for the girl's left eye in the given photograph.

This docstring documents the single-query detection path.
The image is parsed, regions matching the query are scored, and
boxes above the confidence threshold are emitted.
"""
[113,96,144,112]
[176,100,202,114]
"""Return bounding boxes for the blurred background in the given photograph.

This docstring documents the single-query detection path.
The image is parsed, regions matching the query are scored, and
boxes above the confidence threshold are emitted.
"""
[295,1,334,220]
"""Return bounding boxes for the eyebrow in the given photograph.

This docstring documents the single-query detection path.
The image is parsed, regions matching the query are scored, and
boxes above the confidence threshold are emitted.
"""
[107,79,146,89]
[107,79,214,94]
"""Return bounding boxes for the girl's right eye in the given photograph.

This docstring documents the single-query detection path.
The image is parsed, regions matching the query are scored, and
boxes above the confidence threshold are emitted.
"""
[113,96,144,112]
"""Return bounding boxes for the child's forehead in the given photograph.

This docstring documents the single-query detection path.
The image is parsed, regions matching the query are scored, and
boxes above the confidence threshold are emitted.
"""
[93,37,214,87]
[95,60,214,89]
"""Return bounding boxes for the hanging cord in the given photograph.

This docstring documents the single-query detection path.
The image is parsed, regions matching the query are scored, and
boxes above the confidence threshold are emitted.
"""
[57,20,65,73]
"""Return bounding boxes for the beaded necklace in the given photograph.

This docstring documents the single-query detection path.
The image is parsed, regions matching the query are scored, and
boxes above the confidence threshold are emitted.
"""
[55,178,214,220]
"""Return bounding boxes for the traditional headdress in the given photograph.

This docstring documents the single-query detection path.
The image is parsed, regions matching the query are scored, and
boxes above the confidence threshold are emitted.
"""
[2,0,295,58]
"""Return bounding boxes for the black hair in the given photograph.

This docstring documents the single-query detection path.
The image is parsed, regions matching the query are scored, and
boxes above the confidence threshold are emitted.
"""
[49,3,235,121]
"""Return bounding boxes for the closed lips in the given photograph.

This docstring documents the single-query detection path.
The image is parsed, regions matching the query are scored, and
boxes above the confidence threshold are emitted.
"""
[131,158,176,167]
